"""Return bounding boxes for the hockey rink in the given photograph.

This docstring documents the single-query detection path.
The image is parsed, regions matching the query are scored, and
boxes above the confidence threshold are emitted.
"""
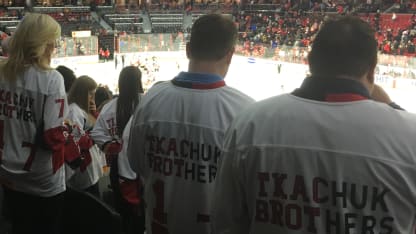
[52,52,416,114]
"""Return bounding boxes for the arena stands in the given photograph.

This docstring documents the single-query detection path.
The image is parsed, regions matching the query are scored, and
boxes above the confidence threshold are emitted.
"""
[1,2,416,234]
[149,12,183,33]
[0,1,414,67]
[104,13,143,33]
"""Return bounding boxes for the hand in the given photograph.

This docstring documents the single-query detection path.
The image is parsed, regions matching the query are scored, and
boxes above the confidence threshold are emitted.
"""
[78,134,94,151]
[89,100,97,113]
[104,141,122,155]
[64,134,82,169]
[370,84,392,104]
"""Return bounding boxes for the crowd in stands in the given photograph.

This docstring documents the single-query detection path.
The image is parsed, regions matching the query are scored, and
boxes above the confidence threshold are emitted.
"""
[0,0,416,64]
[234,10,319,60]
[234,8,416,59]
[368,12,416,56]
[1,8,416,234]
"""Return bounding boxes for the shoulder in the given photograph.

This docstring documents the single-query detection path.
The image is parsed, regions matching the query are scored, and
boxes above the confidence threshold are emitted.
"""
[100,98,118,114]
[26,66,63,81]
[46,69,65,92]
[222,85,255,103]
[68,103,86,116]
[230,94,292,126]
[25,66,65,94]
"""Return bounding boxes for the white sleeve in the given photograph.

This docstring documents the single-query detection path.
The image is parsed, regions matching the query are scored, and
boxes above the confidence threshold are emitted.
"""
[117,117,136,180]
[67,104,86,130]
[43,73,68,131]
[127,106,146,177]
[90,108,114,149]
[211,125,250,234]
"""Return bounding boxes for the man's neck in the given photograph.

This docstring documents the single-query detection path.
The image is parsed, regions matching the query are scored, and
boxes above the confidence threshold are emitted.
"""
[188,60,226,78]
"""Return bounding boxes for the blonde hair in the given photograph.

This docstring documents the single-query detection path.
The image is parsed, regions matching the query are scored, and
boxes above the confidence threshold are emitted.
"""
[1,13,61,82]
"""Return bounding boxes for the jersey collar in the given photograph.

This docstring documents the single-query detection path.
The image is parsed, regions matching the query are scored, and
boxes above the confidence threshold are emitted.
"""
[292,76,371,102]
[171,72,226,90]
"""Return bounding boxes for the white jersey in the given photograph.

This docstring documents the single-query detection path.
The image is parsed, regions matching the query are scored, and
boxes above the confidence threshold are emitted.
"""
[128,79,255,234]
[212,94,416,234]
[66,103,105,190]
[91,97,137,179]
[90,98,118,148]
[0,66,68,197]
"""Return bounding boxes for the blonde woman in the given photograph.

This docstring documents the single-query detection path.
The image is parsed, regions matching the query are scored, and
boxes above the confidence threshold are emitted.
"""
[0,13,69,234]
[66,75,105,196]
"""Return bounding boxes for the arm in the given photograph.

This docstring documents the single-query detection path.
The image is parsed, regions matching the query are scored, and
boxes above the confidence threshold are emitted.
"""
[126,107,146,176]
[67,105,94,171]
[118,117,137,180]
[90,109,115,150]
[42,73,70,173]
[90,103,123,166]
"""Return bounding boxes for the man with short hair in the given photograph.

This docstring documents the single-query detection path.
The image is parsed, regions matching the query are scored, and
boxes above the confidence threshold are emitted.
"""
[127,14,254,234]
[212,16,416,234]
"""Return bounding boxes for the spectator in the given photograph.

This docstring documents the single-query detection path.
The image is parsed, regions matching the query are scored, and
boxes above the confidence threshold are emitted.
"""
[127,14,255,234]
[0,13,69,234]
[212,16,415,234]
[95,85,113,114]
[56,65,76,93]
[91,65,144,234]
[104,48,110,62]
[66,75,105,197]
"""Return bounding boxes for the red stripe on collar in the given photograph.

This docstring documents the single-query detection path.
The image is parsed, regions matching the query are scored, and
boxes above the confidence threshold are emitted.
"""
[171,79,226,90]
[325,93,369,102]
[192,80,226,89]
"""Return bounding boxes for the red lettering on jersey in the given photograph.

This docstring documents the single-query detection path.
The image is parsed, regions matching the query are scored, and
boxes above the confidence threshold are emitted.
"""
[43,127,66,173]
[152,179,169,234]
[285,204,302,230]
[22,142,36,171]
[258,172,270,197]
[272,173,288,199]
[106,118,116,137]
[304,206,320,233]
[180,140,189,157]
[167,138,178,156]
[55,99,65,118]
[290,175,310,202]
[312,177,329,203]
[156,137,166,154]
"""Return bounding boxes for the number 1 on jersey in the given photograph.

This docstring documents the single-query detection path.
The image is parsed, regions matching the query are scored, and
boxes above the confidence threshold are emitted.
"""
[152,179,169,234]
[151,179,211,234]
